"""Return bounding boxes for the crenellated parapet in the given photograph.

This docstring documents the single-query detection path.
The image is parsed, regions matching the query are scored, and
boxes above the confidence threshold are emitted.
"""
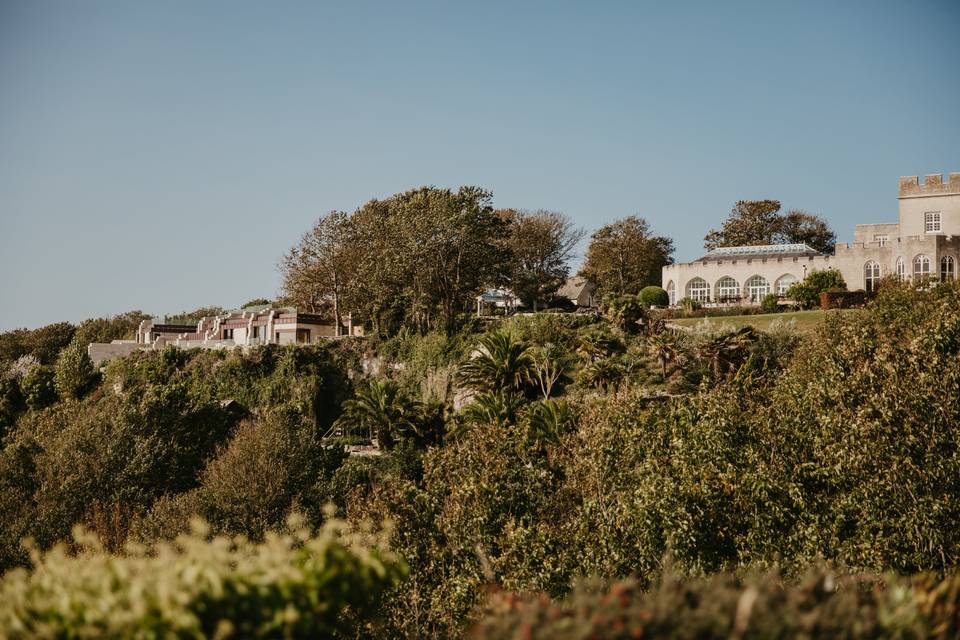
[899,173,960,197]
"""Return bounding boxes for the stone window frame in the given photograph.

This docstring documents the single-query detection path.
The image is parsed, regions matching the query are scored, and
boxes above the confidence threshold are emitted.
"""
[873,234,889,247]
[864,261,881,292]
[896,257,905,280]
[715,276,740,302]
[924,212,941,233]
[941,255,955,281]
[744,275,770,303]
[685,277,711,302]
[913,254,931,278]
[775,274,797,295]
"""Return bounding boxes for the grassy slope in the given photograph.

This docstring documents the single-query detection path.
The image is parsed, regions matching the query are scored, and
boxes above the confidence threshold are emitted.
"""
[667,309,844,332]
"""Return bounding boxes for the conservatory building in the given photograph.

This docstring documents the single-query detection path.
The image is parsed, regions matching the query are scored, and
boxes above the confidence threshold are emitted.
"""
[662,172,960,306]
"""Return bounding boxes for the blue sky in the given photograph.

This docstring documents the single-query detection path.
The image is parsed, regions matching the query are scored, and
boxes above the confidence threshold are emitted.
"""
[1,0,958,330]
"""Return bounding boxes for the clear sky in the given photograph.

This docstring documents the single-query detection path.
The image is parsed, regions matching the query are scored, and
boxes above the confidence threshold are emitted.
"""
[1,0,958,331]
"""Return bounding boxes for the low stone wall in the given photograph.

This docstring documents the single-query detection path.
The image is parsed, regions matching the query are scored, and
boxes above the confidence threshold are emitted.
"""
[88,342,143,366]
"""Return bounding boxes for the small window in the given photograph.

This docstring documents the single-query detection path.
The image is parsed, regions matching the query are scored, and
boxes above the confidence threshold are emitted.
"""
[873,234,889,247]
[895,257,905,280]
[666,281,676,305]
[223,328,233,340]
[864,261,881,292]
[925,212,941,233]
[252,326,259,339]
[941,256,955,281]
[914,255,931,278]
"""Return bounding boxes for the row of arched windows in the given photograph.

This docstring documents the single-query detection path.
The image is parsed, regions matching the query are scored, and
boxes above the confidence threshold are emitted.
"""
[866,255,955,291]
[664,274,797,305]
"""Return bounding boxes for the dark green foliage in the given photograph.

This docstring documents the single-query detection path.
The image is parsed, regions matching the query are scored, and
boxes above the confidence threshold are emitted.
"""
[241,298,272,308]
[72,311,151,346]
[457,331,534,393]
[0,322,76,364]
[20,365,56,411]
[760,292,780,313]
[601,294,647,333]
[787,269,847,309]
[473,569,960,639]
[53,341,96,400]
[637,285,669,308]
[165,306,224,324]
[191,416,345,538]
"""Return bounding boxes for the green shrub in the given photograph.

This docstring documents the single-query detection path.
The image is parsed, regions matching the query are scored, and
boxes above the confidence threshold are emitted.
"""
[20,365,56,411]
[786,269,846,309]
[601,294,646,333]
[193,416,346,538]
[472,569,960,639]
[637,286,669,308]
[0,516,406,639]
[53,341,96,400]
[760,292,780,313]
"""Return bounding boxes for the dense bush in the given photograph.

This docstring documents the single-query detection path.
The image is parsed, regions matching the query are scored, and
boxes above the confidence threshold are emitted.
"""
[760,292,780,313]
[787,268,846,309]
[601,294,646,333]
[0,517,406,639]
[637,285,669,308]
[0,322,76,365]
[473,569,960,639]
[53,341,96,400]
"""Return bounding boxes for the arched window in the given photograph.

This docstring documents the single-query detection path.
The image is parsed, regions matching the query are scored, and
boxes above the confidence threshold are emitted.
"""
[864,261,881,292]
[744,275,770,303]
[685,277,710,302]
[895,257,905,280]
[941,256,955,281]
[913,255,931,279]
[715,276,740,302]
[666,280,676,305]
[775,274,797,296]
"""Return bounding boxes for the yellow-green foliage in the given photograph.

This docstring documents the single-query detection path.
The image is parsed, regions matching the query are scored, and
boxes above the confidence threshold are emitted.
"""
[0,516,406,639]
[472,569,960,639]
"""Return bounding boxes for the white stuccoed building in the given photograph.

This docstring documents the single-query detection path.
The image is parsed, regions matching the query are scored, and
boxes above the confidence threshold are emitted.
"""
[662,172,960,306]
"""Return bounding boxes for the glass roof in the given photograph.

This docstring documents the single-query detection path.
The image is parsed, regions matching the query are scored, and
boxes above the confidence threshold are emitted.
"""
[702,243,819,258]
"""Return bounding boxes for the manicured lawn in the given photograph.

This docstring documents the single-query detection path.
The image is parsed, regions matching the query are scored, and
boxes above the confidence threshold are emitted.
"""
[667,309,850,333]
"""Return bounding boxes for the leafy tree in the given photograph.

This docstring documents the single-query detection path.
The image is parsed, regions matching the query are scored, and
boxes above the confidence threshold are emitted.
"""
[333,379,423,449]
[704,200,836,253]
[777,209,837,253]
[502,209,584,310]
[578,357,625,393]
[72,311,151,346]
[786,269,847,309]
[580,216,674,296]
[638,285,669,308]
[0,322,76,365]
[457,331,534,394]
[53,341,96,400]
[165,307,224,325]
[281,210,355,331]
[240,298,272,308]
[349,187,510,335]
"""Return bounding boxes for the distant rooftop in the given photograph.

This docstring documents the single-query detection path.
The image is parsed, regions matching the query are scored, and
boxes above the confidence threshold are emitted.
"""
[699,243,821,260]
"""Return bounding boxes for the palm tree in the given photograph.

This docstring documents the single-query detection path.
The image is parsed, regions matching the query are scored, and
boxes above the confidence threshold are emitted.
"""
[696,326,757,380]
[648,330,687,381]
[459,390,525,430]
[527,398,576,447]
[457,331,534,393]
[579,357,625,394]
[333,379,422,449]
[576,330,621,363]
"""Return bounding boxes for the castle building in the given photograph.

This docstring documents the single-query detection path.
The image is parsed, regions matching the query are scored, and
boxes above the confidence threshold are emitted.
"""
[661,173,960,306]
